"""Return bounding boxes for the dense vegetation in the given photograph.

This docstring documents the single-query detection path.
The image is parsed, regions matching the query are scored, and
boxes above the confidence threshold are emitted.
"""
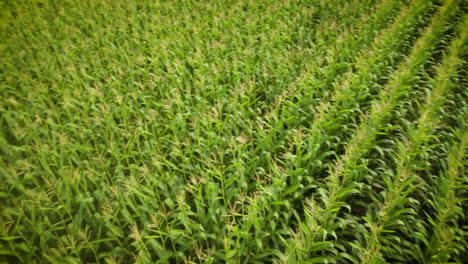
[1,0,467,263]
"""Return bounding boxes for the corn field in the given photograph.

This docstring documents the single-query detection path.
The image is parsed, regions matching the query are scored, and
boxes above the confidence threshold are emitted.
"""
[1,0,467,263]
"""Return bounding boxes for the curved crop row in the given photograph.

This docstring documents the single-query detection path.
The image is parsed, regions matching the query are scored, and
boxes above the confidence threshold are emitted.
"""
[287,1,463,263]
[359,16,467,263]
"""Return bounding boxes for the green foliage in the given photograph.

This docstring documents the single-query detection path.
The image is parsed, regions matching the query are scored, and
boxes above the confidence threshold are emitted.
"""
[0,0,466,263]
